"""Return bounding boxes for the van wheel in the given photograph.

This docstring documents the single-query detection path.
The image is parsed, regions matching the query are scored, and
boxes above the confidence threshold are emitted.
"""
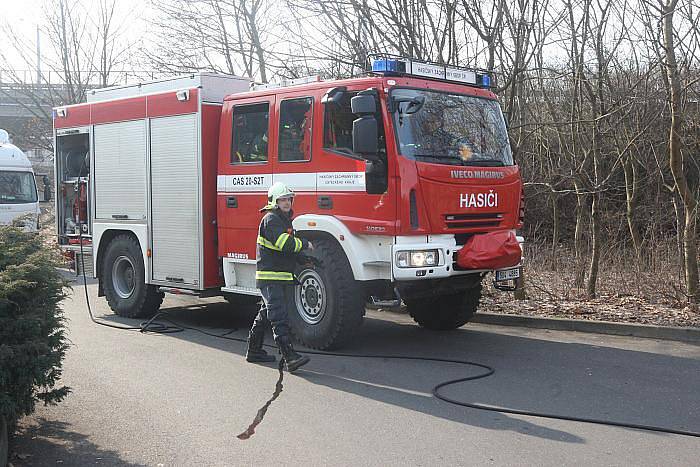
[102,234,163,318]
[290,237,364,350]
[405,282,482,330]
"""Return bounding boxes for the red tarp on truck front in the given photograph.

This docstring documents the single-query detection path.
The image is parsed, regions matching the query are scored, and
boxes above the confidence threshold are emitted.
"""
[456,230,522,270]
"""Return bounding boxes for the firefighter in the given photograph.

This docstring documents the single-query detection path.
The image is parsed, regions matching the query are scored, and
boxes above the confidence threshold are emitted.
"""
[245,182,312,372]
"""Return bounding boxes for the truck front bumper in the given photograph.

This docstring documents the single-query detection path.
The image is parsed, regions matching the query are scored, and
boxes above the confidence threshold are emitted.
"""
[391,234,524,284]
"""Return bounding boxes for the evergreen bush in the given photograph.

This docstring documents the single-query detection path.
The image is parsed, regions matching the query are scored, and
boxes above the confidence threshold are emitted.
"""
[0,226,70,459]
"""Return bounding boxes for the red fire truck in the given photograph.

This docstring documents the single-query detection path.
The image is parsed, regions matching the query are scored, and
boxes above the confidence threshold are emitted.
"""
[54,58,524,349]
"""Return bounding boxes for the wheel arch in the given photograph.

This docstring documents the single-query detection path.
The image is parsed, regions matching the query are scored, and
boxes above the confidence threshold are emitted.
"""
[94,225,148,294]
[293,214,392,281]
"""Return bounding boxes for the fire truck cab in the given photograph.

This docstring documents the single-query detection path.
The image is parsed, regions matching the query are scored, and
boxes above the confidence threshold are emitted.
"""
[54,59,523,350]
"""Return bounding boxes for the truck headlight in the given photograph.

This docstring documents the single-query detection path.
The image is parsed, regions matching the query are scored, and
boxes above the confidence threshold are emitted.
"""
[396,249,439,268]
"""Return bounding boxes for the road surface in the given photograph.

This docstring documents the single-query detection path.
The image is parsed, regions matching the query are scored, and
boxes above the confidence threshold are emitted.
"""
[9,275,700,466]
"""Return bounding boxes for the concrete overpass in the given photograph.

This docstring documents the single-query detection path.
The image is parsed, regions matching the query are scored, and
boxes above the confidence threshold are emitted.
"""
[0,70,153,149]
[0,69,156,123]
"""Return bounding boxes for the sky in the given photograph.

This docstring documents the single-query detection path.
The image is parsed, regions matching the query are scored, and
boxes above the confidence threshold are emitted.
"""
[1,0,44,70]
[0,0,147,77]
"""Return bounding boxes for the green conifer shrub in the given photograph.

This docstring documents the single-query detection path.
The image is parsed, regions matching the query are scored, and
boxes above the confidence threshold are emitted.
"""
[0,226,70,463]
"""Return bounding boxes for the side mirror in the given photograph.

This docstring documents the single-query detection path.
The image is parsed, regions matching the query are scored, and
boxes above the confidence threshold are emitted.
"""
[322,86,347,105]
[351,94,376,114]
[352,117,378,155]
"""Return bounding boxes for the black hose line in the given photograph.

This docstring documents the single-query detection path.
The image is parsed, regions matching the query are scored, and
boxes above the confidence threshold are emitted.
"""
[74,244,700,438]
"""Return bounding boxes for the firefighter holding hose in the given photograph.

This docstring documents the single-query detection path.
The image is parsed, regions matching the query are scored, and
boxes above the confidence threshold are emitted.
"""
[245,182,312,372]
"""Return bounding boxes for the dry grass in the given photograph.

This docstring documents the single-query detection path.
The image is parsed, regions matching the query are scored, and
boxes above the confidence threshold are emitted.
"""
[482,240,700,328]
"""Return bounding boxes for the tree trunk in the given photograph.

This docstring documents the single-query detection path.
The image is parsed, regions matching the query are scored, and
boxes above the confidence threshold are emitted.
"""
[672,195,686,277]
[623,156,643,261]
[551,193,559,250]
[514,274,527,300]
[574,182,586,288]
[0,415,7,467]
[683,208,699,302]
[662,0,700,302]
[586,193,601,298]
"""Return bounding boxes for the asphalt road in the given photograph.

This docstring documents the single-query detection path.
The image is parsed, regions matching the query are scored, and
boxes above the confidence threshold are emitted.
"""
[9,274,700,466]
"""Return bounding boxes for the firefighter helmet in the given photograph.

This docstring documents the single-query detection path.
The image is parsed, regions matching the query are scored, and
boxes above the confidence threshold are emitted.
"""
[263,182,295,210]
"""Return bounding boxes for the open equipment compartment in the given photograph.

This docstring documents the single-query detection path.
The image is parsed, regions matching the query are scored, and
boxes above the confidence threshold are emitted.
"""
[55,127,91,246]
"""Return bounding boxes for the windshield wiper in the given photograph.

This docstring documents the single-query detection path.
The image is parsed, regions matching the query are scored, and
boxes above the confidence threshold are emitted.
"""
[413,154,506,167]
[412,153,468,165]
[462,159,505,167]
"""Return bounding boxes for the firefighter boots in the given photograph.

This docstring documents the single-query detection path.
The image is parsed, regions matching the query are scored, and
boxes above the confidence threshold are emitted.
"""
[245,325,276,363]
[275,335,310,372]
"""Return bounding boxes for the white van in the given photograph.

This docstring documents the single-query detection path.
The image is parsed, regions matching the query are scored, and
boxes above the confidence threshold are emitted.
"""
[0,129,41,231]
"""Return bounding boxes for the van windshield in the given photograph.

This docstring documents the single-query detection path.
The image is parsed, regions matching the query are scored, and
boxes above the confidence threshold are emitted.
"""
[390,88,513,167]
[0,171,38,204]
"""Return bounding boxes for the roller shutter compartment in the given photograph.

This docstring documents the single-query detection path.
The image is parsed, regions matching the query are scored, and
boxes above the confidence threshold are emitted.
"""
[94,120,147,220]
[150,113,201,286]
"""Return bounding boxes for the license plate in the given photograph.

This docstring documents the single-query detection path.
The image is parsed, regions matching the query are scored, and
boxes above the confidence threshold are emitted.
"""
[496,267,520,281]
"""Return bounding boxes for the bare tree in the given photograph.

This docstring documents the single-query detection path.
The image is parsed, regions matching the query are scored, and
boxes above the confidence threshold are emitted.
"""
[0,0,135,152]
[647,0,699,301]
[145,0,274,81]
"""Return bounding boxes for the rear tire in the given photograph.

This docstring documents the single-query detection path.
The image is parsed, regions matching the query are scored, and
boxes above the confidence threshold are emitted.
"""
[406,281,482,330]
[290,237,364,350]
[102,234,163,318]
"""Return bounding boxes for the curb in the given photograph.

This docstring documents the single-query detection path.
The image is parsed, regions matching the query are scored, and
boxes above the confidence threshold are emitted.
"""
[471,312,700,344]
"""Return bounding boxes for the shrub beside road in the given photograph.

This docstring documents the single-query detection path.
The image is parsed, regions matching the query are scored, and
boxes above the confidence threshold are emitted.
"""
[0,226,70,466]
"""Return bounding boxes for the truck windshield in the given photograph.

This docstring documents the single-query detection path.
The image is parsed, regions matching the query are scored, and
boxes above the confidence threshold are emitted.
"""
[390,88,513,166]
[0,171,38,204]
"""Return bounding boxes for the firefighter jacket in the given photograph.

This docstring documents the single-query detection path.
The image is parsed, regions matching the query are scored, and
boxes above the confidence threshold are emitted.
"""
[256,207,309,287]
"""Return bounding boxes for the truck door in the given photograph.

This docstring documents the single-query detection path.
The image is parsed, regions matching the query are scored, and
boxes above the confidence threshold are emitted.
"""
[315,87,397,233]
[217,96,276,265]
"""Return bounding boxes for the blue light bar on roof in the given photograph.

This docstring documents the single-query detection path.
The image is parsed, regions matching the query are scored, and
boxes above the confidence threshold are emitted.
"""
[370,57,494,88]
[372,59,406,74]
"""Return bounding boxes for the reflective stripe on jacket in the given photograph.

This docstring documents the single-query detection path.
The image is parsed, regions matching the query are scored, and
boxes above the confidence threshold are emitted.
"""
[256,207,308,287]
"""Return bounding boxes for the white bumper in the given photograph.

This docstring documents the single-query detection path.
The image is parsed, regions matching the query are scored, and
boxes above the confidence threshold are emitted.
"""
[393,235,473,281]
[392,234,525,282]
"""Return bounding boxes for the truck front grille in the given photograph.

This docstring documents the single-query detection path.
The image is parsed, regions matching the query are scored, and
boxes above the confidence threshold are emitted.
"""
[444,212,503,229]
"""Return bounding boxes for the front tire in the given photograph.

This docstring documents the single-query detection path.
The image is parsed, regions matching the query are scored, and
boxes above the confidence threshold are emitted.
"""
[102,234,163,318]
[406,281,482,330]
[290,237,365,350]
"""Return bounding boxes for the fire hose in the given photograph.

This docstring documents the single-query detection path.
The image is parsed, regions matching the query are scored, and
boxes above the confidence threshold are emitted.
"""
[76,238,700,439]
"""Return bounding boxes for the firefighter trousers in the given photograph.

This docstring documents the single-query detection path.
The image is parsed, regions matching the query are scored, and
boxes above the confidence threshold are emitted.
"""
[251,283,294,340]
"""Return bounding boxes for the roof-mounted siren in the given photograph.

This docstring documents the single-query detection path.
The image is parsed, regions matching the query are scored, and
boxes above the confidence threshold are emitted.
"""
[370,55,494,89]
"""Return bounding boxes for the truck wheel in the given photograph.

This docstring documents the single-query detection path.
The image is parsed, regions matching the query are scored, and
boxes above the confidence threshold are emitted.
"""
[290,237,365,350]
[102,234,163,318]
[405,282,482,330]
